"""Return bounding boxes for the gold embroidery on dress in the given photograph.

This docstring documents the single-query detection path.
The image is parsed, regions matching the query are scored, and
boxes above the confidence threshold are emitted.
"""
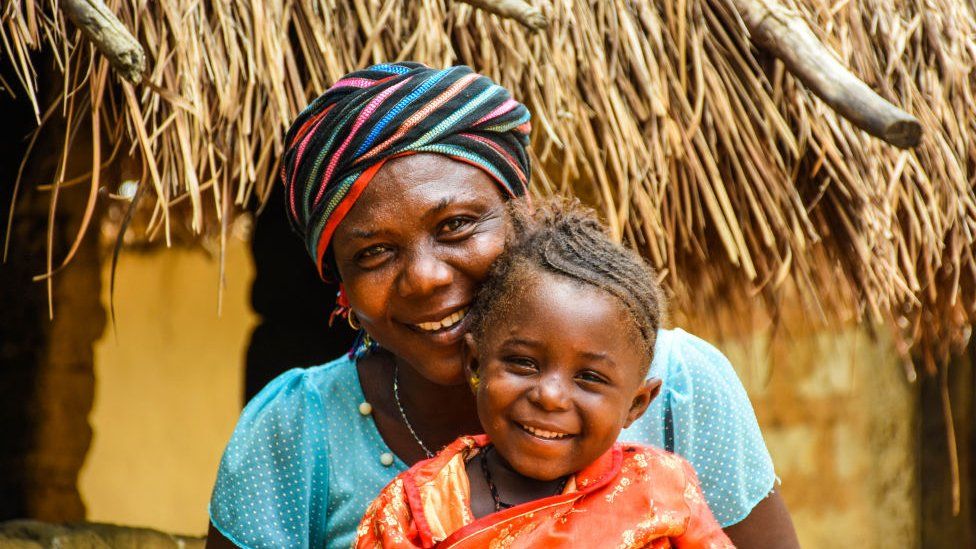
[604,475,632,503]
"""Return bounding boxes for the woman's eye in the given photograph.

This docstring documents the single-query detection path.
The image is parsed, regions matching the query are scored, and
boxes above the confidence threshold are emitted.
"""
[356,244,391,263]
[439,216,473,235]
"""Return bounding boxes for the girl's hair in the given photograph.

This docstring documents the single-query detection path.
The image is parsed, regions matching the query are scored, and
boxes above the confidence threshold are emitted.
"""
[468,198,667,365]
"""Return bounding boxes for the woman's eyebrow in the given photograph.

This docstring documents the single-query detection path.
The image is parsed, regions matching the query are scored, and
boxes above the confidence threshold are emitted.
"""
[430,197,453,214]
[349,228,381,240]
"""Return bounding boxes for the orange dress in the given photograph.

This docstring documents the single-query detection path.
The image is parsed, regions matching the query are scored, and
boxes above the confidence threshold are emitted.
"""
[354,435,734,548]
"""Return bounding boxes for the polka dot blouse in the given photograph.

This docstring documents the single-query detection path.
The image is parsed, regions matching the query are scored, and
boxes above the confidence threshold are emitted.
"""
[209,328,775,548]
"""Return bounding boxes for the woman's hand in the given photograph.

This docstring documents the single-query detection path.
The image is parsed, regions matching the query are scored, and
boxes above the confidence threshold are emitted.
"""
[722,489,800,548]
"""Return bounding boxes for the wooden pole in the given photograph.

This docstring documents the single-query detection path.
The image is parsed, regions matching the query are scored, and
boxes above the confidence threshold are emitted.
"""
[455,0,547,31]
[60,0,145,84]
[732,0,922,148]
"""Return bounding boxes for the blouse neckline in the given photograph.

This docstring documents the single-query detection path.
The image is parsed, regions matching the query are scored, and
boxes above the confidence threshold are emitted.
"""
[347,355,412,471]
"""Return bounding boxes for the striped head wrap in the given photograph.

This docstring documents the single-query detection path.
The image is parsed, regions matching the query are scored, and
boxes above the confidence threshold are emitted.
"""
[281,62,532,279]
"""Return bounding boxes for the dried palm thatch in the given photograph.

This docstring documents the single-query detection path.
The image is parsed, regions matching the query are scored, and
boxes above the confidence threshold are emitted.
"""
[2,0,975,368]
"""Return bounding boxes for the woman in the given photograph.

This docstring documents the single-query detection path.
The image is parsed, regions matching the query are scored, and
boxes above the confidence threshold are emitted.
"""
[207,63,798,548]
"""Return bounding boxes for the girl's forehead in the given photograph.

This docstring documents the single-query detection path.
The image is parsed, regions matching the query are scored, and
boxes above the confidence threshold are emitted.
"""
[492,273,633,337]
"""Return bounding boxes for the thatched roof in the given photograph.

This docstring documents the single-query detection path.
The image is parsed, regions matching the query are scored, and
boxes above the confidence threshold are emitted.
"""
[3,0,974,367]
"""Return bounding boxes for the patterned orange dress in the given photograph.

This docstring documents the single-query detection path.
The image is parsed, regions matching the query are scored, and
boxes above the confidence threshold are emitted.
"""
[354,435,734,548]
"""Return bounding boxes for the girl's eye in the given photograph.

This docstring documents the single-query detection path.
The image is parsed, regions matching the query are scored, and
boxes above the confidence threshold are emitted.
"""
[504,356,537,372]
[577,370,607,384]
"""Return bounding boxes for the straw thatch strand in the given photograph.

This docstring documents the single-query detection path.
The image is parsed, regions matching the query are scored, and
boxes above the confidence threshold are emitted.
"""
[732,0,922,147]
[61,0,145,84]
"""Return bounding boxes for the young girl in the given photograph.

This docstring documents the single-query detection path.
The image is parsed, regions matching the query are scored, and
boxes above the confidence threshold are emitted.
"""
[354,200,733,548]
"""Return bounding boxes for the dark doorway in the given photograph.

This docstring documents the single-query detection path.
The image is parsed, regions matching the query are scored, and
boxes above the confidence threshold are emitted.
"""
[244,184,357,402]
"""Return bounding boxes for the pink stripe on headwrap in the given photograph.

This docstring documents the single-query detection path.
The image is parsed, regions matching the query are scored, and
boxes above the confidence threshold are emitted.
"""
[328,77,379,90]
[474,98,518,126]
[312,77,412,207]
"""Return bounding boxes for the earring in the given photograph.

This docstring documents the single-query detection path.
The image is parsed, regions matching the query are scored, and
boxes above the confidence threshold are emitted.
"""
[329,285,352,327]
[468,374,480,392]
[348,310,361,330]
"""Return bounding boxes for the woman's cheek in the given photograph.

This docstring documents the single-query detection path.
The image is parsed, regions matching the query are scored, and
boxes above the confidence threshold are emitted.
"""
[345,271,394,323]
[465,230,507,276]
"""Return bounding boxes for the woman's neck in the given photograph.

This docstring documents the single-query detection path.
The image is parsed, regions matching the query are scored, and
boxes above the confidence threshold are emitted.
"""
[392,352,482,439]
[357,349,482,464]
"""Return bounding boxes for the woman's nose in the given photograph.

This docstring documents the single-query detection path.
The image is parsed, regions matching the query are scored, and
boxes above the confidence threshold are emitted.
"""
[529,376,571,412]
[396,248,454,298]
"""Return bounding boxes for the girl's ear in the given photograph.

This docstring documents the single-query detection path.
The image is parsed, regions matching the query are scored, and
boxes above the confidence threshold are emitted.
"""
[624,377,662,428]
[463,333,481,392]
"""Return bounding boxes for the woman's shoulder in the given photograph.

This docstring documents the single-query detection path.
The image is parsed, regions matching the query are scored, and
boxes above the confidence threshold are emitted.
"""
[211,354,361,548]
[219,355,360,461]
[246,354,359,413]
[651,328,743,389]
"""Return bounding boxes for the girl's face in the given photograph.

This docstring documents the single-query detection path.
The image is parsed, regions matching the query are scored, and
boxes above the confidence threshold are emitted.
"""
[465,272,659,481]
[332,153,511,385]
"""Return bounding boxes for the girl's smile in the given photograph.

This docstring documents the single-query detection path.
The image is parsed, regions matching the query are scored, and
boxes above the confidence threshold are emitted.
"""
[465,271,660,482]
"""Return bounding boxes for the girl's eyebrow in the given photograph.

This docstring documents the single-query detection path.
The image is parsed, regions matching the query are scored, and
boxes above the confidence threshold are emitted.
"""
[578,351,615,366]
[499,336,541,348]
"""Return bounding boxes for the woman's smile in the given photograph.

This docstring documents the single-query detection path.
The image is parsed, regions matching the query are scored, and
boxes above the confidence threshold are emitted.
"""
[332,153,510,385]
[404,305,470,335]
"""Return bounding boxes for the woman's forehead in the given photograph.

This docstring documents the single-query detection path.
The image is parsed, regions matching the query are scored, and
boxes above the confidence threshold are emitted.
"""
[350,154,505,216]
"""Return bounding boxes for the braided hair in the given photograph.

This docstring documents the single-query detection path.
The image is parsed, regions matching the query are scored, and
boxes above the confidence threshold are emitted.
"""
[468,198,667,367]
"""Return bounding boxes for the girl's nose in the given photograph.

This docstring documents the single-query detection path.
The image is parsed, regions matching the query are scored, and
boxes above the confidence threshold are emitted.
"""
[529,375,570,412]
[396,248,453,298]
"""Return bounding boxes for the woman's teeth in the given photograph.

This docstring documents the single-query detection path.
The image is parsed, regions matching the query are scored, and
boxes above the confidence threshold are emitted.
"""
[521,424,571,440]
[414,308,468,332]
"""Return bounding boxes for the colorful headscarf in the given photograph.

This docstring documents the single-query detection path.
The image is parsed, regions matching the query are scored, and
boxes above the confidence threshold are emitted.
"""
[281,62,532,279]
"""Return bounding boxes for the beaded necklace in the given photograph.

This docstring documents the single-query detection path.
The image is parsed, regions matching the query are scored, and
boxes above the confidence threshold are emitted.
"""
[479,444,569,512]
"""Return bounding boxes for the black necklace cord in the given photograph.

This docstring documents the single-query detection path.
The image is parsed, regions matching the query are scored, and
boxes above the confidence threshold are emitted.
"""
[479,444,569,513]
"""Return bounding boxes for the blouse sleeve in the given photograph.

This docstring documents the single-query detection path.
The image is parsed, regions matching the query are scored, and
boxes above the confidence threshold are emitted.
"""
[209,368,331,549]
[662,330,777,527]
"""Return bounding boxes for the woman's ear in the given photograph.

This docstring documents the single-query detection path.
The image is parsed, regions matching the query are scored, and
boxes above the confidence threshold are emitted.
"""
[463,333,481,392]
[624,377,662,428]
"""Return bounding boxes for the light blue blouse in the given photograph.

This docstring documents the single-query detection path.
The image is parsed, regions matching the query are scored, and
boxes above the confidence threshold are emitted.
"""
[209,328,775,548]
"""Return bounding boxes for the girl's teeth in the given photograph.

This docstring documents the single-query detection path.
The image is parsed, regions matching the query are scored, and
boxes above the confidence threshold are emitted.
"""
[415,308,468,332]
[524,425,569,440]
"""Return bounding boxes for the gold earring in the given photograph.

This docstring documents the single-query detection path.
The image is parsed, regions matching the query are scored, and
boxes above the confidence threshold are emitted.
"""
[348,311,361,330]
[468,374,480,391]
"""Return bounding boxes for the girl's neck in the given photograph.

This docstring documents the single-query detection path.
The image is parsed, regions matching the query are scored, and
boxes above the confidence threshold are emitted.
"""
[466,444,569,519]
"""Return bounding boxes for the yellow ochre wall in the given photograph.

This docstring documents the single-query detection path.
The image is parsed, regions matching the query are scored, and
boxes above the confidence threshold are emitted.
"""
[79,238,254,535]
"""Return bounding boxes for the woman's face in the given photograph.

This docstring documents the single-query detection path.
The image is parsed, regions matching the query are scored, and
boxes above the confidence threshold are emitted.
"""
[332,153,511,385]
